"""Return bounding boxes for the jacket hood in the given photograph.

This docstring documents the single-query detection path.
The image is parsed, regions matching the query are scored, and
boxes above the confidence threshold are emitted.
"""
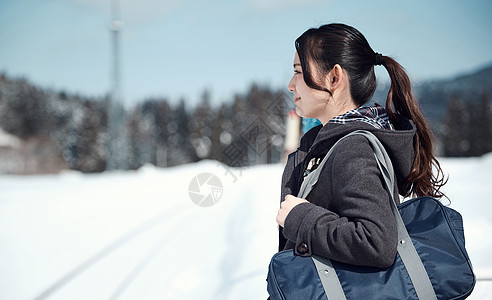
[297,116,416,195]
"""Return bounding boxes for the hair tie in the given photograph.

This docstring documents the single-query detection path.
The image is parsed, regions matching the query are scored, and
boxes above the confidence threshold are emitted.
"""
[374,52,383,66]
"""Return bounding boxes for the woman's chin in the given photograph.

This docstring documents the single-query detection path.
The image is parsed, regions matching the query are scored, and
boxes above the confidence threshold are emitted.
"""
[294,106,303,117]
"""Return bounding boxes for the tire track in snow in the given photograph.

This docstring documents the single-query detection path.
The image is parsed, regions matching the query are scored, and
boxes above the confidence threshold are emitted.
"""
[107,207,196,299]
[34,204,190,300]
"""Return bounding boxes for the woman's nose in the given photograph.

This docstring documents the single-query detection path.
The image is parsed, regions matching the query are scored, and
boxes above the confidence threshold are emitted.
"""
[287,76,295,92]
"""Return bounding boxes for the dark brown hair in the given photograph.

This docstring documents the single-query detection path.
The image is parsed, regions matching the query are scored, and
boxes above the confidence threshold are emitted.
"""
[295,23,446,198]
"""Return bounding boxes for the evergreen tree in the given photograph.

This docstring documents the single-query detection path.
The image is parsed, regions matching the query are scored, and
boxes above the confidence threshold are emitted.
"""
[469,92,492,156]
[0,79,51,138]
[442,96,468,157]
[168,99,195,166]
[189,90,214,160]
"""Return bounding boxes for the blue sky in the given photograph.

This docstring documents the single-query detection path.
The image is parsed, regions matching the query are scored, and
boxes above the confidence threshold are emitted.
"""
[1,0,491,106]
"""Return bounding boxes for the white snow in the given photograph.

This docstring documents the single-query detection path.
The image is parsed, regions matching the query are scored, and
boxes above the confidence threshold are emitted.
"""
[0,127,21,148]
[0,157,491,299]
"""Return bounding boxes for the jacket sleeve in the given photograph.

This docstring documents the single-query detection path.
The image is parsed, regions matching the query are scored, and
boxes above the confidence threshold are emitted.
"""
[282,136,398,268]
[278,151,297,251]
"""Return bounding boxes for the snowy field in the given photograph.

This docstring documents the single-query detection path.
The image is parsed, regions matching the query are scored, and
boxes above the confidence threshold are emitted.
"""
[0,156,491,300]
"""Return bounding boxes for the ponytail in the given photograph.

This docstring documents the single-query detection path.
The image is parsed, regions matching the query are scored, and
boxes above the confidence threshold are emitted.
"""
[381,55,447,198]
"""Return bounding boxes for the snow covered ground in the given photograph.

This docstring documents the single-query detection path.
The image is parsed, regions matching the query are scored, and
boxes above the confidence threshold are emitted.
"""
[0,156,491,299]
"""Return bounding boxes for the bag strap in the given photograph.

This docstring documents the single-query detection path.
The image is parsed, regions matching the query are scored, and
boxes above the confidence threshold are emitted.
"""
[300,130,437,300]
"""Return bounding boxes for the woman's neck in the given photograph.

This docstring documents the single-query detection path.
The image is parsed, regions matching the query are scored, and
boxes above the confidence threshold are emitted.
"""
[319,95,358,125]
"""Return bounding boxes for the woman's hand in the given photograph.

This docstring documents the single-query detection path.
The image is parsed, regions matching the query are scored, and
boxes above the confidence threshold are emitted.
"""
[276,195,308,227]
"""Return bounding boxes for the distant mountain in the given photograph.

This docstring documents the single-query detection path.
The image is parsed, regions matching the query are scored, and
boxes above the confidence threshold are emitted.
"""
[371,64,492,130]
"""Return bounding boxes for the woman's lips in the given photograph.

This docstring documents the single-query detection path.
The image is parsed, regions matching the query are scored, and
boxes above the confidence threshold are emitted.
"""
[294,97,301,103]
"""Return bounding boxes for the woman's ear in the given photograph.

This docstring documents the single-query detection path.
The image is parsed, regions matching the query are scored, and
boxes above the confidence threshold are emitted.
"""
[325,64,344,92]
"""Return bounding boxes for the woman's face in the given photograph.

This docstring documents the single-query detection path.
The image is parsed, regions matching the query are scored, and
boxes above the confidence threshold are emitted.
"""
[287,52,329,119]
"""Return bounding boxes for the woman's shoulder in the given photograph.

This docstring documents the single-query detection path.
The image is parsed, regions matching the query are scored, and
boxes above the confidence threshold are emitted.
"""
[327,134,376,166]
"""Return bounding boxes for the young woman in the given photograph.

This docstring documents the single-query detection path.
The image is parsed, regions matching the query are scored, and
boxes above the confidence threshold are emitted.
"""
[276,23,446,268]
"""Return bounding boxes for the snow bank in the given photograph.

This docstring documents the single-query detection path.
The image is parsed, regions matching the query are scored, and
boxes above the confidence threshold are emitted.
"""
[0,156,490,299]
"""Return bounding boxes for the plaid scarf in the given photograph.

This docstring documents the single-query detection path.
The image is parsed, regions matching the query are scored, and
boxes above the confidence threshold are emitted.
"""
[329,104,394,130]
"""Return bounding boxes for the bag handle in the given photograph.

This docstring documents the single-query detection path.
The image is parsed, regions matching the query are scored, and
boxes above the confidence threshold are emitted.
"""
[299,130,437,300]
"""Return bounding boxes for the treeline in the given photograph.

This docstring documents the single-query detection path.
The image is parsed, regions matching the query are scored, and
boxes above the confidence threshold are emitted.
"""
[0,73,290,173]
[441,92,492,157]
[1,72,492,174]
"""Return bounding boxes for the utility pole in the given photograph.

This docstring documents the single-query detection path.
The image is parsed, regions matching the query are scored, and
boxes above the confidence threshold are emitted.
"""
[107,0,127,170]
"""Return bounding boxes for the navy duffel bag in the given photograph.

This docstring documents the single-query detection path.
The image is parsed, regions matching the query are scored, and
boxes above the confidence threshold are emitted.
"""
[267,131,475,300]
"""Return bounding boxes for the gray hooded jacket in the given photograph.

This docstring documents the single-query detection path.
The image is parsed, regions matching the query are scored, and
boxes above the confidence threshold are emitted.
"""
[279,115,416,268]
